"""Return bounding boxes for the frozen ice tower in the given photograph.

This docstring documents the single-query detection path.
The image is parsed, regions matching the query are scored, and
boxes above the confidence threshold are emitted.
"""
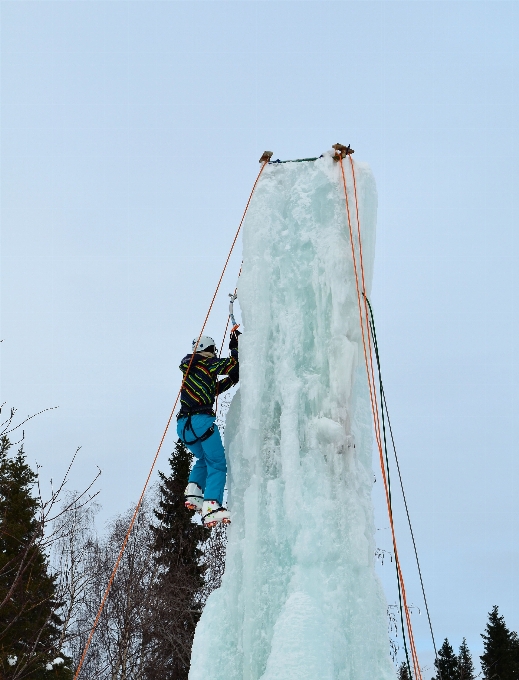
[189,151,396,680]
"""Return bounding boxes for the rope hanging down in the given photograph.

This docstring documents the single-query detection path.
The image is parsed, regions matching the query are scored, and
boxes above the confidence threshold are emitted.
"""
[368,298,414,676]
[73,154,270,680]
[337,149,422,680]
[365,296,440,676]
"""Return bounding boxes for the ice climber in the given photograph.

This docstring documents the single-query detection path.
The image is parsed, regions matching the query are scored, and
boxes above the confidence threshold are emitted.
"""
[177,330,240,527]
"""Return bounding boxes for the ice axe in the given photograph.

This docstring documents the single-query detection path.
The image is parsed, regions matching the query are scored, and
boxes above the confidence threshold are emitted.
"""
[229,293,240,333]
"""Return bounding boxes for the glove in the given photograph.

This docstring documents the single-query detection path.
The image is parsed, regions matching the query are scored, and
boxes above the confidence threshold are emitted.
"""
[229,329,241,350]
[228,363,240,385]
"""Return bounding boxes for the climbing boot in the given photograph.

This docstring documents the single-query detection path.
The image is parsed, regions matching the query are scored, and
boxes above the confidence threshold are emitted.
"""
[184,483,203,513]
[202,500,231,528]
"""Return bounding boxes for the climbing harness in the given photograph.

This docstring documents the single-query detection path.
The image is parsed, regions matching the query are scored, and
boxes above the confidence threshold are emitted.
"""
[73,151,271,680]
[181,412,215,446]
[336,146,422,680]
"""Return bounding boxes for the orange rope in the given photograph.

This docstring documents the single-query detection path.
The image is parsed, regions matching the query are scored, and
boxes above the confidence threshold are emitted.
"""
[348,155,421,676]
[73,159,269,680]
[338,156,422,680]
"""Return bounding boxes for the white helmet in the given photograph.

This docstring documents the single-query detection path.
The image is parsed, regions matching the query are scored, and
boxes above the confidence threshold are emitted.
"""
[192,335,216,352]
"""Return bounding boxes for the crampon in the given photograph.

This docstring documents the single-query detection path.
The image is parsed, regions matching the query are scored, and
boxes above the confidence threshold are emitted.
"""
[184,482,203,513]
[202,500,231,528]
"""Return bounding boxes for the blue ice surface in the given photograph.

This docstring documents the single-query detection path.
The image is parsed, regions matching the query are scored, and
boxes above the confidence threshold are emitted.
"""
[189,150,396,680]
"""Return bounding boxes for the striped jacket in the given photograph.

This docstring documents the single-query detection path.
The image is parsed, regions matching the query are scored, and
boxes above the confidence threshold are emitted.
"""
[178,349,239,417]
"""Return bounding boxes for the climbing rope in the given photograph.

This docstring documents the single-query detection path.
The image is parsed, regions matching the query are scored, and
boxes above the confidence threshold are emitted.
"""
[365,296,441,676]
[73,156,269,680]
[337,152,422,680]
[367,297,414,676]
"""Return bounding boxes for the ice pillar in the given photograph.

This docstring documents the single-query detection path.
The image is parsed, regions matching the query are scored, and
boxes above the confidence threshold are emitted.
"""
[189,151,395,680]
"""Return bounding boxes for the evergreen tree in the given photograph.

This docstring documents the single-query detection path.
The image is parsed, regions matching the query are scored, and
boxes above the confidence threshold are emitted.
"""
[458,638,475,680]
[0,436,72,679]
[397,661,412,680]
[481,605,519,680]
[147,439,207,680]
[433,639,459,680]
[514,635,519,675]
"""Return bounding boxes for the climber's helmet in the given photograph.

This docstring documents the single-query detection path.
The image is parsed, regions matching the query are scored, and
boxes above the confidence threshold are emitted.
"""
[193,335,216,354]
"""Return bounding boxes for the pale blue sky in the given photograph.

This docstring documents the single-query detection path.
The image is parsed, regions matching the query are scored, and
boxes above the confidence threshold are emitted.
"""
[1,1,518,674]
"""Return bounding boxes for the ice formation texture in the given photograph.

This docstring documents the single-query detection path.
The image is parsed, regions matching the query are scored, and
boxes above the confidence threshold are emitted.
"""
[189,152,395,680]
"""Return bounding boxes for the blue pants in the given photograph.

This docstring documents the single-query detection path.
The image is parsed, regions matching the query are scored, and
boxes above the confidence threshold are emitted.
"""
[177,414,227,506]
